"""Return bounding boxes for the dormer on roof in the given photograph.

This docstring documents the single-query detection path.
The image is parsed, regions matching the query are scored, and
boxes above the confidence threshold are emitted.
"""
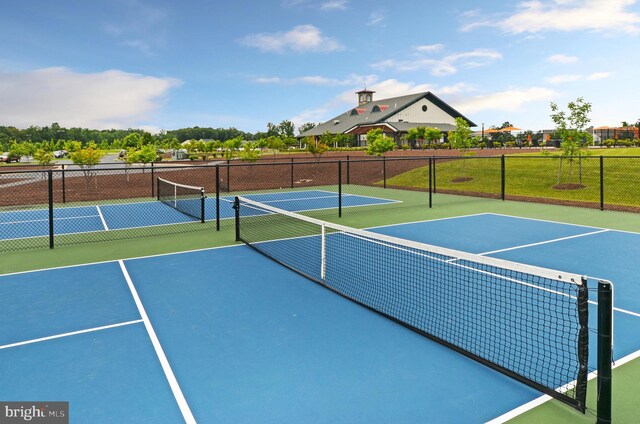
[371,104,389,113]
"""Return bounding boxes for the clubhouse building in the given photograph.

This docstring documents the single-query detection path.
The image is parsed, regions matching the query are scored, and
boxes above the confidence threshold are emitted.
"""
[299,89,476,148]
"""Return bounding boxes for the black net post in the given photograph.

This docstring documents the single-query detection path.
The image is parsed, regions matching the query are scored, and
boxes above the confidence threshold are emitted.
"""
[61,164,66,204]
[48,170,54,249]
[597,281,613,424]
[501,155,506,200]
[576,276,589,412]
[233,196,240,241]
[151,162,155,198]
[338,160,342,217]
[216,165,220,231]
[600,156,605,211]
[200,188,205,224]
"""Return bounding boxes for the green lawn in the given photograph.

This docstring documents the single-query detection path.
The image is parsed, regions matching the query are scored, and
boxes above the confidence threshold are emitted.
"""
[386,150,640,209]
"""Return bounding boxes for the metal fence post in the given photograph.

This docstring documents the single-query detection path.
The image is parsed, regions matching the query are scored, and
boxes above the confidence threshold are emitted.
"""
[290,157,294,189]
[151,162,155,198]
[383,156,387,188]
[48,170,54,249]
[432,157,437,193]
[61,164,66,204]
[346,154,350,184]
[338,160,342,217]
[501,155,506,200]
[216,165,221,231]
[226,160,231,193]
[600,156,605,211]
[429,157,433,208]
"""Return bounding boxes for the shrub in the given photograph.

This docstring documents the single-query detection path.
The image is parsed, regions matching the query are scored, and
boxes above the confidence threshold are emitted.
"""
[492,142,502,148]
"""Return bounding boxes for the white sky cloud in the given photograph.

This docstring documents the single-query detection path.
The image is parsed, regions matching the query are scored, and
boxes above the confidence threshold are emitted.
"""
[547,54,578,64]
[545,74,583,84]
[415,44,445,53]
[546,71,611,84]
[121,39,154,56]
[239,24,344,53]
[587,71,611,80]
[0,67,181,129]
[367,10,385,26]
[466,0,640,34]
[453,87,557,114]
[320,0,348,11]
[252,73,377,87]
[372,49,502,76]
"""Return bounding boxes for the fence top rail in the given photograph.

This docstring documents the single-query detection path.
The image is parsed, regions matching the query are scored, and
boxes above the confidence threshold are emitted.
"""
[3,154,640,176]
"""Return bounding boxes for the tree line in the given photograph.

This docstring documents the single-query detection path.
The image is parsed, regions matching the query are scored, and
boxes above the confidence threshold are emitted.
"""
[0,120,318,152]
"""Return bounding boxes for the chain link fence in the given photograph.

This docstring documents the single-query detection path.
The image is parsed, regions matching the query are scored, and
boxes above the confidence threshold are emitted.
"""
[1,155,639,251]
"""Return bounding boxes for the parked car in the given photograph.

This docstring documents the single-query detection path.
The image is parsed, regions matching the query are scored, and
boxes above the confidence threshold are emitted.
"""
[53,150,68,158]
[0,152,20,163]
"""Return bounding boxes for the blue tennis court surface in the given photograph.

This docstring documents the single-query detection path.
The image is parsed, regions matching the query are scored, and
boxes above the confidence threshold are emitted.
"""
[0,190,397,240]
[1,213,639,423]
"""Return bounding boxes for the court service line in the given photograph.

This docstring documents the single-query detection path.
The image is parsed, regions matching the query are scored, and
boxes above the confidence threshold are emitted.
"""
[486,212,640,236]
[0,319,143,350]
[0,214,100,226]
[96,206,109,231]
[478,229,610,256]
[118,260,196,424]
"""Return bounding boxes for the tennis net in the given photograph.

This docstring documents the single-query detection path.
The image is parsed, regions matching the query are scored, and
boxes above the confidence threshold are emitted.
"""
[157,177,206,223]
[234,195,614,415]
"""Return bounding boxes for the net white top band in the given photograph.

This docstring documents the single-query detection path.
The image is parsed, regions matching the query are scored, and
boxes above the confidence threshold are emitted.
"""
[237,195,584,285]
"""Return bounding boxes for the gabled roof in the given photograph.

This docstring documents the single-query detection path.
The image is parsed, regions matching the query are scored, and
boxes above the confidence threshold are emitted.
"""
[343,121,456,135]
[300,91,476,137]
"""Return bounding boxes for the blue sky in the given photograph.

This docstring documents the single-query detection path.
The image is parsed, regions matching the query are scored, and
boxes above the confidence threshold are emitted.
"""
[1,0,639,133]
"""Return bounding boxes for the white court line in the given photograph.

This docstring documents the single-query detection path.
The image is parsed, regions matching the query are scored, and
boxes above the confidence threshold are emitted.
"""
[486,212,640,236]
[478,229,611,256]
[485,348,640,424]
[96,205,109,231]
[118,260,195,424]
[0,214,100,226]
[0,243,244,278]
[0,319,143,350]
